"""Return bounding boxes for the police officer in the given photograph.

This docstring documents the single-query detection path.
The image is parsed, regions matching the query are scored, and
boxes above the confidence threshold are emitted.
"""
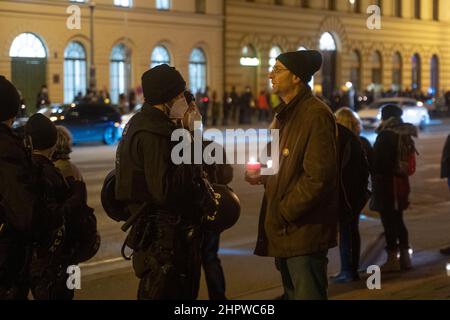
[115,64,213,300]
[25,114,92,300]
[0,76,35,299]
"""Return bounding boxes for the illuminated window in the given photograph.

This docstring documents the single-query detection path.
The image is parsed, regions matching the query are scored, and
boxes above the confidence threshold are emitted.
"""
[9,33,46,58]
[156,0,170,10]
[268,46,282,72]
[110,44,131,104]
[319,32,336,51]
[240,45,259,66]
[411,53,421,90]
[114,0,132,7]
[64,42,87,103]
[430,55,439,95]
[150,45,171,68]
[189,48,207,95]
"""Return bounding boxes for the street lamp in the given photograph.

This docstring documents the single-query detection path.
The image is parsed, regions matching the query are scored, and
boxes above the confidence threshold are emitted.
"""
[89,1,96,91]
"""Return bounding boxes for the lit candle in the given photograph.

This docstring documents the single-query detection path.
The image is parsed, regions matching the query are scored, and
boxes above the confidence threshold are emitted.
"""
[246,158,261,178]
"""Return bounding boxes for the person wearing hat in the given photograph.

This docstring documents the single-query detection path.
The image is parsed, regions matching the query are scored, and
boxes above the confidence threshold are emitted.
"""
[25,113,93,300]
[246,50,339,300]
[370,104,417,272]
[115,64,211,300]
[0,75,37,299]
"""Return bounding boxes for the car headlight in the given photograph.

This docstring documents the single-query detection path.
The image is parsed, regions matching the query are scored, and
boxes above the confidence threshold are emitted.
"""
[50,116,58,122]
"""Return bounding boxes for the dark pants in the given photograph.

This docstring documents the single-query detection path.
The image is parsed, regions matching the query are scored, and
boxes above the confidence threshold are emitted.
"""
[201,231,226,300]
[380,209,409,251]
[276,251,329,300]
[338,214,361,276]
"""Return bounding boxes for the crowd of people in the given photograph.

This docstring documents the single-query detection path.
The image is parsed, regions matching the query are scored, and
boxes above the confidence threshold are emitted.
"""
[2,46,450,301]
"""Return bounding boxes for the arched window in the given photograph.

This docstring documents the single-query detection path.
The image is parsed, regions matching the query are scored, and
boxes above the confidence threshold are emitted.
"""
[430,55,439,96]
[319,32,336,51]
[240,44,259,66]
[110,44,131,104]
[350,50,361,91]
[411,53,421,90]
[64,42,87,103]
[189,48,207,95]
[392,52,402,91]
[9,32,46,58]
[150,45,171,68]
[268,46,282,72]
[371,51,382,85]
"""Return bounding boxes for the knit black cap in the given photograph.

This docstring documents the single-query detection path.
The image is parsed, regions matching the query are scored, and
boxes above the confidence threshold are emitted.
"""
[25,113,57,150]
[141,64,186,106]
[276,50,323,83]
[0,75,21,121]
[381,104,403,121]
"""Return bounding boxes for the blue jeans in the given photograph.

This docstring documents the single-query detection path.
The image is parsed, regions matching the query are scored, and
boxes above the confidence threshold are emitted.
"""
[276,251,329,300]
[448,178,450,190]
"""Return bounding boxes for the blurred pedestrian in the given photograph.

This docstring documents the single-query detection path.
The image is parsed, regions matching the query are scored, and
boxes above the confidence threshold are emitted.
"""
[439,134,450,255]
[36,84,50,110]
[222,90,232,126]
[211,91,221,127]
[331,108,371,283]
[257,90,270,123]
[230,86,239,124]
[370,105,417,272]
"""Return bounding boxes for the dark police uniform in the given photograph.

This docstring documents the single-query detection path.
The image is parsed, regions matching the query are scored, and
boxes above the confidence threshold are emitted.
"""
[0,123,35,299]
[116,104,203,300]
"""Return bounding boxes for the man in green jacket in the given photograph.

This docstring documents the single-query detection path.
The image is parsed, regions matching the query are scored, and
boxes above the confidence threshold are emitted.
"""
[247,50,339,300]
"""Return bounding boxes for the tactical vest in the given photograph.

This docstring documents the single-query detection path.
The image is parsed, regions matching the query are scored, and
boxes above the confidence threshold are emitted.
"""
[115,106,176,203]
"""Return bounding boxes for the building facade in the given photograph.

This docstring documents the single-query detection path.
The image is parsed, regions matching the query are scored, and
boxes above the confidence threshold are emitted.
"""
[0,0,223,109]
[225,0,450,100]
[1,0,450,110]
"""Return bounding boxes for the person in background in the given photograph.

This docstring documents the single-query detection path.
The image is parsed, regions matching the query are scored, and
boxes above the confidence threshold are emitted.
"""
[211,91,221,127]
[331,107,371,283]
[440,134,450,256]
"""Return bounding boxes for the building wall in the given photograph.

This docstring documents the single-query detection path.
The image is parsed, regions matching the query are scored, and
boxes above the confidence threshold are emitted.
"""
[225,0,450,96]
[0,0,223,104]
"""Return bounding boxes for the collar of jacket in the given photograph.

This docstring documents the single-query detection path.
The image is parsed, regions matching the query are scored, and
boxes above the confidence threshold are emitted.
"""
[32,153,55,167]
[140,103,177,137]
[275,85,313,126]
[376,117,418,137]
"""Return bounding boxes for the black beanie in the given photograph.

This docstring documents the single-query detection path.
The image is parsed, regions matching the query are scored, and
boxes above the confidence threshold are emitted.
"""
[381,104,403,121]
[0,75,20,121]
[141,64,186,106]
[25,113,57,150]
[276,50,323,83]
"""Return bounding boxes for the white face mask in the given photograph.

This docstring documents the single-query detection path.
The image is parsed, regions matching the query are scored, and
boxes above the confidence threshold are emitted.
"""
[167,96,189,119]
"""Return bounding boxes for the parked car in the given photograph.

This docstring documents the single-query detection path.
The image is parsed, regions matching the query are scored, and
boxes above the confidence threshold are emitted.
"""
[357,97,430,130]
[120,104,142,129]
[53,103,122,145]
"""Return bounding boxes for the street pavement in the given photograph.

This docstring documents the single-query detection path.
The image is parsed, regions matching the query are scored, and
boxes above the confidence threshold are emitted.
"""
[70,120,450,300]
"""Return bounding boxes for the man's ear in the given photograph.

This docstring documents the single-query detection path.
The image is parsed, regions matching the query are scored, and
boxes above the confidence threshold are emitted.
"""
[292,75,302,85]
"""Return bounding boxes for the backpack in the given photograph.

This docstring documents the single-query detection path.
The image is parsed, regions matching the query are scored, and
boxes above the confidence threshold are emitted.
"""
[395,134,417,177]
